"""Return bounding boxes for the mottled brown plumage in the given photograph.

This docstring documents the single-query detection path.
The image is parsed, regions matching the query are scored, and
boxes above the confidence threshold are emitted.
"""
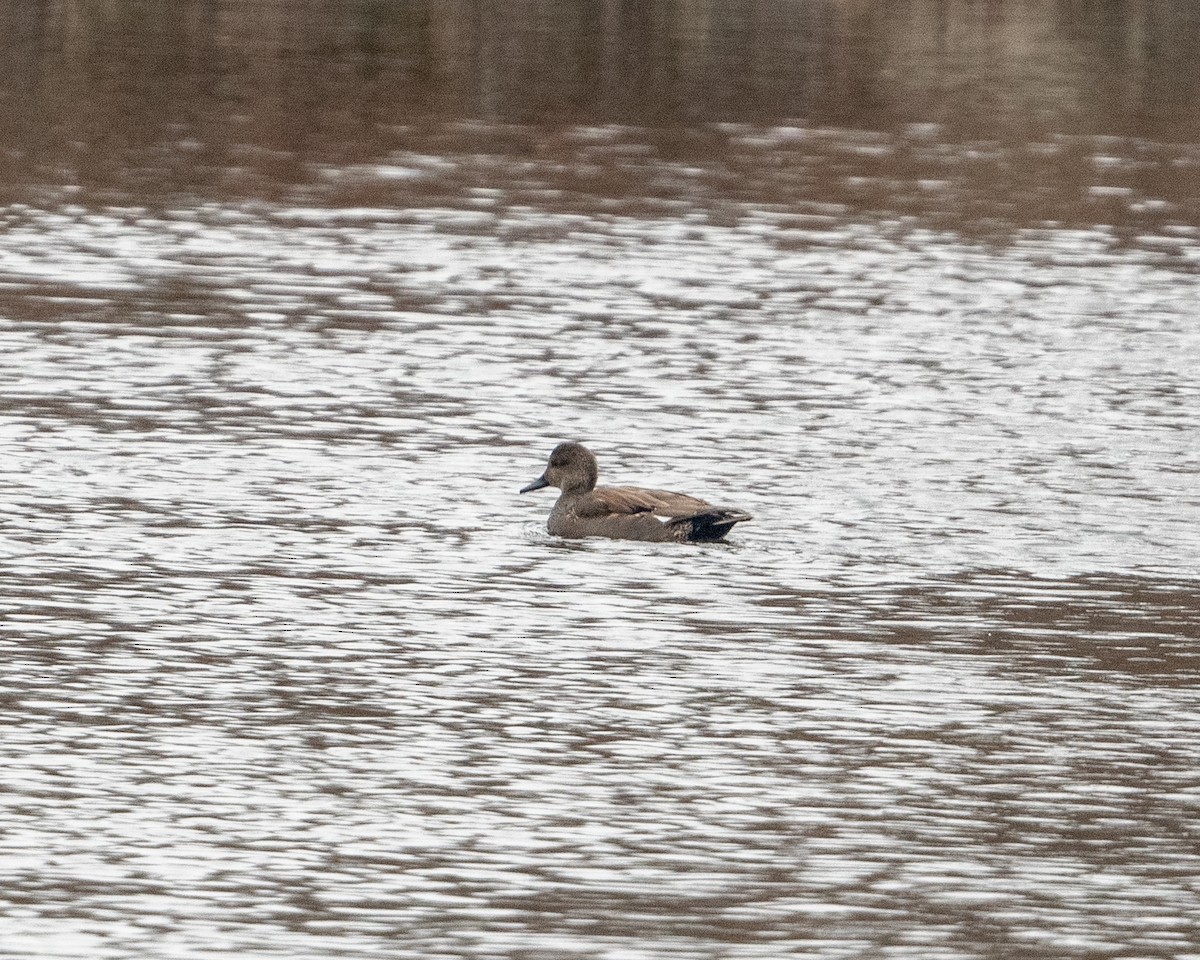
[520,442,751,543]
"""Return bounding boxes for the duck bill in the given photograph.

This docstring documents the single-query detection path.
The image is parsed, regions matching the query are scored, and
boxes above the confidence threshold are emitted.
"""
[520,475,550,493]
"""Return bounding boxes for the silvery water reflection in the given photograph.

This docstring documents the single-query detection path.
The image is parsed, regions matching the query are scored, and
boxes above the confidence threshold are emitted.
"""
[3,3,1200,960]
[3,190,1198,960]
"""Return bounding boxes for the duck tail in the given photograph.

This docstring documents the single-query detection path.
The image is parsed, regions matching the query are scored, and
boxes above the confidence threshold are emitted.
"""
[669,509,752,543]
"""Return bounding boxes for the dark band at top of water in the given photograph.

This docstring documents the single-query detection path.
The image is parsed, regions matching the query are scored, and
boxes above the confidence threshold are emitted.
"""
[2,0,1200,218]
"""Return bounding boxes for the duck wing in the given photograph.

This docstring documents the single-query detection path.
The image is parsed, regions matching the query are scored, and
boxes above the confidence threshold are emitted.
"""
[576,486,715,520]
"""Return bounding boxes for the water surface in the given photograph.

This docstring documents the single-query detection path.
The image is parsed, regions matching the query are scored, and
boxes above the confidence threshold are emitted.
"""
[1,3,1199,959]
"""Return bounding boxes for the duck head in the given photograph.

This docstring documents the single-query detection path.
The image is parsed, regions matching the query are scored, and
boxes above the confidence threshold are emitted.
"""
[520,442,599,495]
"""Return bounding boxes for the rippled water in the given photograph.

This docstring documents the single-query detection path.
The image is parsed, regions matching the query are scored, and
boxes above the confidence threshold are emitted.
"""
[4,189,1198,960]
[3,4,1200,960]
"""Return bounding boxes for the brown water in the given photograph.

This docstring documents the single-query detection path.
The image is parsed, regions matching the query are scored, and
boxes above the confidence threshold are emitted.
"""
[2,3,1199,959]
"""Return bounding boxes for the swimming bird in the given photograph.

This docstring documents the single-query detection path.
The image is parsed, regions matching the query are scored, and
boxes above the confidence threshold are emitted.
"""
[520,442,752,543]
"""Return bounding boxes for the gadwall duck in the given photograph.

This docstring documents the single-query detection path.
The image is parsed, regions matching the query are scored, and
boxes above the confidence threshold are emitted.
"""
[520,442,752,543]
